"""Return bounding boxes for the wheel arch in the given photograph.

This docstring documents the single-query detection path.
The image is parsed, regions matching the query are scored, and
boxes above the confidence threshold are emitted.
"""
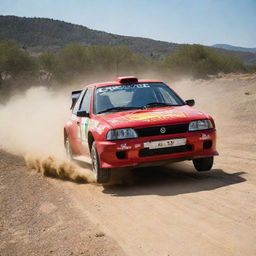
[88,131,95,152]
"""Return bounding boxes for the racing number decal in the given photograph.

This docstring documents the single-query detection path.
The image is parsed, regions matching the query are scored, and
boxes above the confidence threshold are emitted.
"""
[78,117,89,144]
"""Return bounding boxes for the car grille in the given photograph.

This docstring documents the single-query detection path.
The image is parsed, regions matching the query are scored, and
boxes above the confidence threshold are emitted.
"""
[135,123,189,137]
[139,145,192,157]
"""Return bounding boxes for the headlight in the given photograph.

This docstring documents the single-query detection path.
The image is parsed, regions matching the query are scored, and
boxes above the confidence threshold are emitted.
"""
[188,119,213,131]
[106,128,138,140]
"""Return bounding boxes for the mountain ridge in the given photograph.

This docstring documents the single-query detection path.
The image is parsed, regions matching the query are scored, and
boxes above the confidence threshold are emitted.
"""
[0,15,179,58]
[212,44,256,54]
[1,15,256,65]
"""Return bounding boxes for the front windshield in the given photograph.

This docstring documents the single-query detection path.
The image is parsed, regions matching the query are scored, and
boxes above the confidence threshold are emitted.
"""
[94,82,184,114]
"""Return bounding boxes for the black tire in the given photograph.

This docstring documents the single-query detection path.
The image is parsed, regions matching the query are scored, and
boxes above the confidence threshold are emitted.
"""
[91,142,111,183]
[193,157,214,172]
[65,136,73,161]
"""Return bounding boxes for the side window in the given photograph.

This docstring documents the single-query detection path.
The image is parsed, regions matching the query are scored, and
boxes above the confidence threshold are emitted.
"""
[80,88,92,113]
[73,90,85,114]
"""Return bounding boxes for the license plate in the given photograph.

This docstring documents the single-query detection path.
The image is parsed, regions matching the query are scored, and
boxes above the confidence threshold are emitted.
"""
[144,138,186,149]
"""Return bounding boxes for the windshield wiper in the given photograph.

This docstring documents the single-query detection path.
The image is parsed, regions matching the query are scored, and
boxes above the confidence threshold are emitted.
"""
[97,103,177,114]
[143,102,176,108]
[97,106,141,114]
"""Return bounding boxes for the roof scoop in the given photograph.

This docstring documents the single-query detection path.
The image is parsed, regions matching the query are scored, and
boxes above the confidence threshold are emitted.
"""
[115,76,138,83]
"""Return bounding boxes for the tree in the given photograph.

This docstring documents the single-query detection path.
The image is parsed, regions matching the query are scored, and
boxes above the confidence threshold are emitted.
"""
[0,41,37,81]
[54,43,90,81]
[164,44,246,78]
[38,53,56,74]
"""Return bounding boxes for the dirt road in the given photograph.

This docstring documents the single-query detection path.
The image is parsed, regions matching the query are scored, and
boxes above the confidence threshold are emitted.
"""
[0,151,125,256]
[60,143,256,255]
[1,74,256,255]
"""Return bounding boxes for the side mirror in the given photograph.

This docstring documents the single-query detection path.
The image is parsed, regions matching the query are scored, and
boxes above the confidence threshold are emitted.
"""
[77,110,90,117]
[185,99,195,107]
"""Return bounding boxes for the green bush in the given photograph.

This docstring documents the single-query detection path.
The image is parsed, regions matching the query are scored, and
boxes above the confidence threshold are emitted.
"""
[0,42,251,88]
[48,44,149,82]
[164,44,246,78]
[0,41,38,81]
[54,43,90,81]
[38,53,56,74]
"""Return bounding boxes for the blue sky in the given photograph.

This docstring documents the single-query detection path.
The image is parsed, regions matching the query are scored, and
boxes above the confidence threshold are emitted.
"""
[1,0,256,47]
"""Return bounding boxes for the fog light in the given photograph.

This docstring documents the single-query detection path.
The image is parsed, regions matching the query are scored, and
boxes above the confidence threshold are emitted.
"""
[116,151,127,159]
[203,141,212,149]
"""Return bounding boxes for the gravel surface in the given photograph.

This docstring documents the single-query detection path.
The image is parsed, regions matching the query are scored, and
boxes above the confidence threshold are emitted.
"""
[0,151,125,256]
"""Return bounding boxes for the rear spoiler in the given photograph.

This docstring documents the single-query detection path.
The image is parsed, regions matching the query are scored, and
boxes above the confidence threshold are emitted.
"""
[71,90,82,109]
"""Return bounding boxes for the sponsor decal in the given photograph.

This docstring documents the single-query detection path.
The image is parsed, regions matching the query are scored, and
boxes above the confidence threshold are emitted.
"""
[124,110,187,122]
[97,126,105,135]
[80,118,89,142]
[89,119,100,129]
[199,133,211,140]
[88,119,105,135]
[97,83,150,95]
[117,143,132,150]
[134,143,141,149]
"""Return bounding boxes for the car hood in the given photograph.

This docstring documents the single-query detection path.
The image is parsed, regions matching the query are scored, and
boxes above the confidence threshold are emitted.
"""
[98,106,210,129]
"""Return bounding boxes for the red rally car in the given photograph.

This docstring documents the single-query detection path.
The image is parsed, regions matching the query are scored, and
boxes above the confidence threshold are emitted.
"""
[64,76,218,183]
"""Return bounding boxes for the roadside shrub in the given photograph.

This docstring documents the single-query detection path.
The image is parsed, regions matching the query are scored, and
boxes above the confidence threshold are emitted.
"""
[0,41,251,91]
[164,44,246,78]
[0,41,38,81]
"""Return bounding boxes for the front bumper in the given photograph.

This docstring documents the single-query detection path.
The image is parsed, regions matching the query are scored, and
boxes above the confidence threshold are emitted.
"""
[96,129,218,169]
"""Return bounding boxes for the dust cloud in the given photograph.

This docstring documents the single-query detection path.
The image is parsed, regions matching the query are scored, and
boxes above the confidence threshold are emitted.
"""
[172,74,256,146]
[26,155,94,183]
[0,86,94,183]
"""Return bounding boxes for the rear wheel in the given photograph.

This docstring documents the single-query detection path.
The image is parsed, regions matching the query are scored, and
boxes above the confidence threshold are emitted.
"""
[65,137,73,161]
[193,157,214,172]
[91,142,111,183]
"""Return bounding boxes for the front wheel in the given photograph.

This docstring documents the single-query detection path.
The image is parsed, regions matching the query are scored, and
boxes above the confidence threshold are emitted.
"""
[193,157,214,172]
[91,142,111,183]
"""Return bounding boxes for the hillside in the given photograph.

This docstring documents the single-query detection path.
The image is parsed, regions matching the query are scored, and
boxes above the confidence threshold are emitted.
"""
[1,15,256,64]
[213,44,256,54]
[0,15,179,58]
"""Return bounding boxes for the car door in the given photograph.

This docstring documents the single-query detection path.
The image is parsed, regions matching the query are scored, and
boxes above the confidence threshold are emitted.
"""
[66,90,85,156]
[76,88,92,155]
